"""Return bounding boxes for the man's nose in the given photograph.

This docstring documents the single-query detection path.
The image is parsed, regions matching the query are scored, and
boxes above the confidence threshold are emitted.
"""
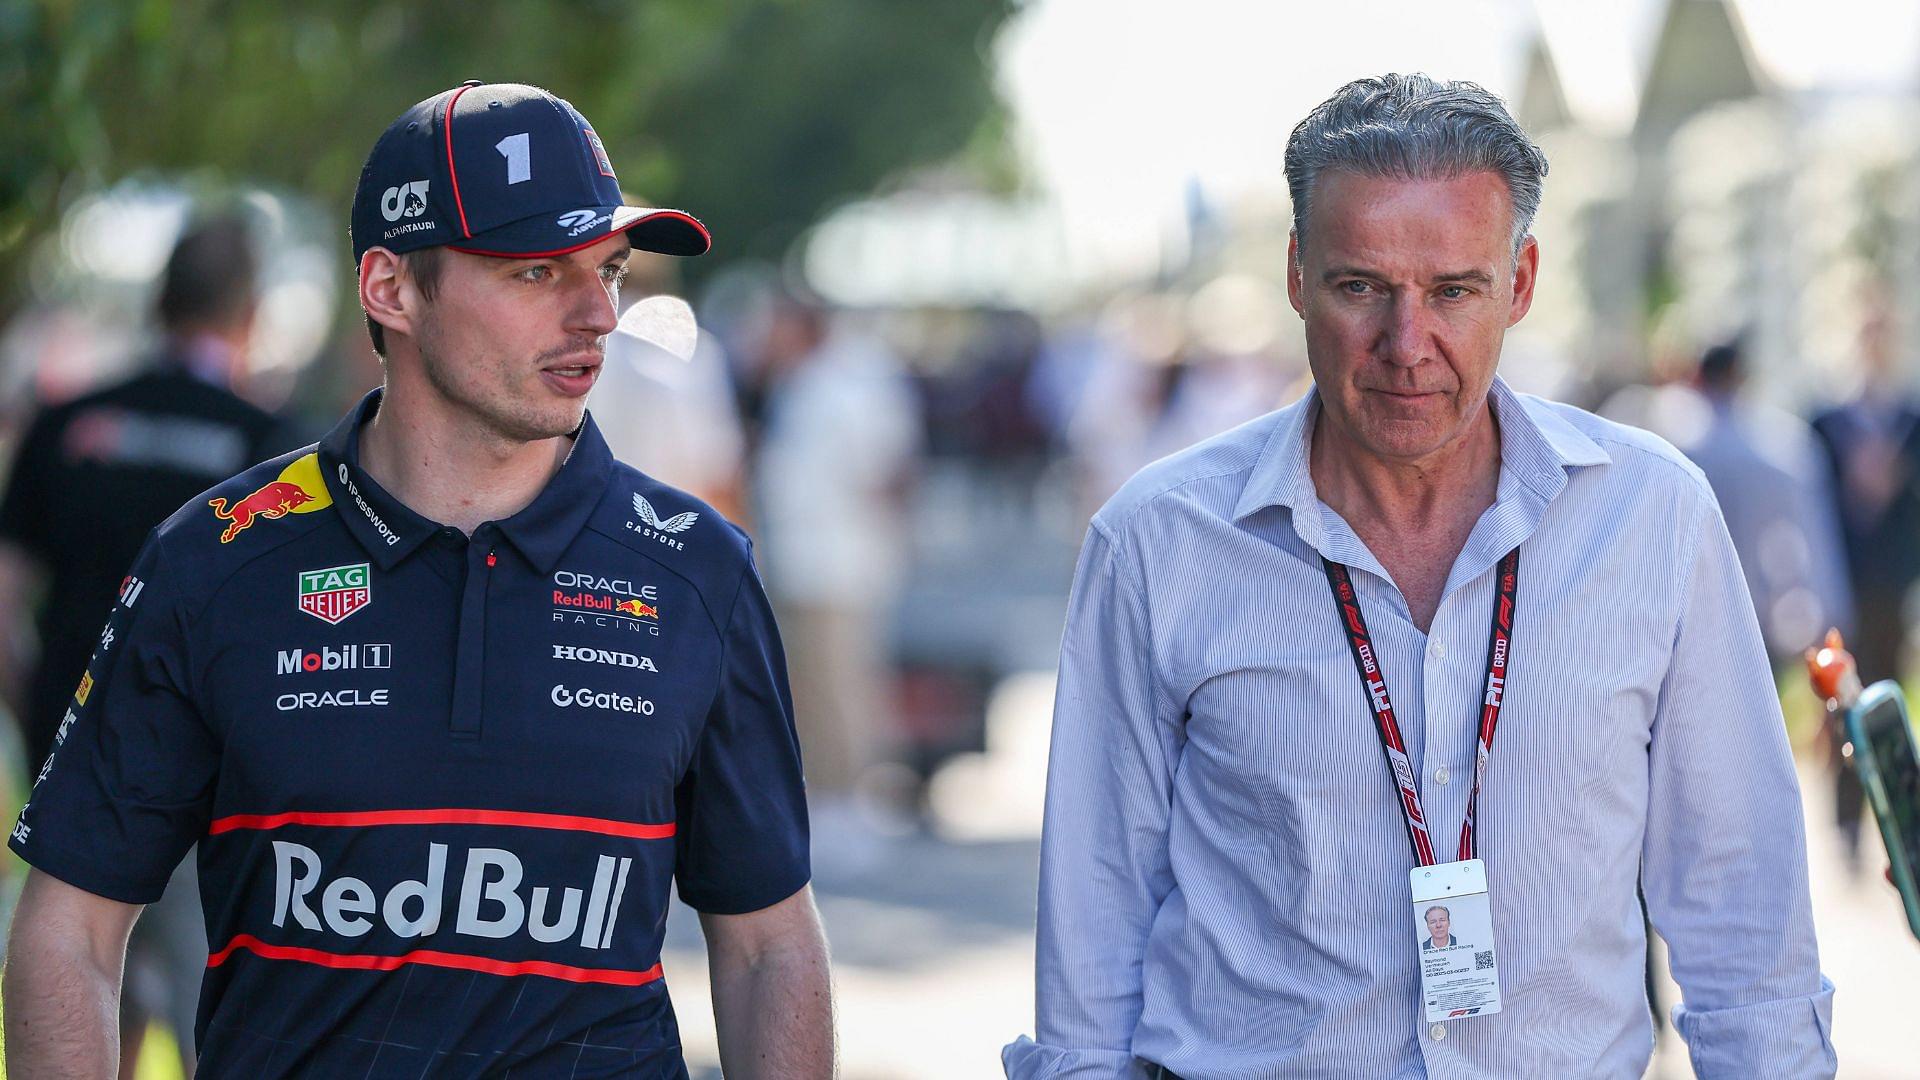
[1376,293,1433,368]
[569,274,619,337]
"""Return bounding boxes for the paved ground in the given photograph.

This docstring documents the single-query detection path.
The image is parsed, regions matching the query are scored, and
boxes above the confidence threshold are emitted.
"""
[663,673,1920,1079]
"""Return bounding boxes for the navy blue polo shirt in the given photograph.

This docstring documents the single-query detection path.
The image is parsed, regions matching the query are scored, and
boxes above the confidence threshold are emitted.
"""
[10,389,810,1078]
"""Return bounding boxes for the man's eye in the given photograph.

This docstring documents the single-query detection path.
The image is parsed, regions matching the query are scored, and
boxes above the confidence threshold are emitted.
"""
[1343,280,1373,295]
[1440,285,1468,299]
[516,266,554,283]
[601,265,628,285]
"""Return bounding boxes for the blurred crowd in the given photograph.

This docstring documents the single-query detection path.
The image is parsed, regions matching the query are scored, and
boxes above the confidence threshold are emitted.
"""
[0,206,1916,1069]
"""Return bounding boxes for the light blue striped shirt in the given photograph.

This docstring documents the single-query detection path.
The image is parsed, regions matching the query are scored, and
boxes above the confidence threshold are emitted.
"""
[1005,378,1836,1079]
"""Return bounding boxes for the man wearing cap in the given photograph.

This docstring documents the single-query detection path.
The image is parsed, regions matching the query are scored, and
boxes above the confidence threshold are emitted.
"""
[4,82,833,1078]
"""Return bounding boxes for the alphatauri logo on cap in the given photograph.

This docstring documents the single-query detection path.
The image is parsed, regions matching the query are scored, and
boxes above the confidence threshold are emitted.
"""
[381,181,432,222]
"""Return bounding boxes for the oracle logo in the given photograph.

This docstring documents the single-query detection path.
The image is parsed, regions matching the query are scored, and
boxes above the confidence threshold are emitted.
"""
[271,841,634,949]
[551,572,656,600]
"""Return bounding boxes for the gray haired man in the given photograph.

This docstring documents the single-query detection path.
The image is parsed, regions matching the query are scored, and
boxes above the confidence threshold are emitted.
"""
[1005,74,1833,1078]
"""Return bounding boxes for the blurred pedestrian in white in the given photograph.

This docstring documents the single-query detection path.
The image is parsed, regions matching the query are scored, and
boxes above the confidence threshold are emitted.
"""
[752,291,922,867]
[592,250,748,521]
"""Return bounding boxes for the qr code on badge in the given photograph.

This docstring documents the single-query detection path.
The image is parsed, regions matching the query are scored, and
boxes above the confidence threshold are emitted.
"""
[1475,950,1494,971]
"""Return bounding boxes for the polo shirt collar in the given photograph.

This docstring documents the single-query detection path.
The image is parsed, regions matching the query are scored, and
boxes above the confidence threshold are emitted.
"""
[317,389,614,574]
[1232,375,1611,567]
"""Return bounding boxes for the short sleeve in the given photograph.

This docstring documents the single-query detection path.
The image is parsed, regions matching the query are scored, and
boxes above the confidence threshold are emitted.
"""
[0,409,61,559]
[7,531,219,904]
[673,555,810,913]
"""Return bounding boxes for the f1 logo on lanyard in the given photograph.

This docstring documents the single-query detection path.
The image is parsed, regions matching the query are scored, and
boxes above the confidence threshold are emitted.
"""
[1324,548,1518,1029]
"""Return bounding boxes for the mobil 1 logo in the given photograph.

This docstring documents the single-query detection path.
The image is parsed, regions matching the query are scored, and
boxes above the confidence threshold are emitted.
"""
[278,644,392,676]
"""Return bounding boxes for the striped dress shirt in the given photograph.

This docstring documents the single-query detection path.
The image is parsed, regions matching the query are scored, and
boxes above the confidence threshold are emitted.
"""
[1004,377,1836,1079]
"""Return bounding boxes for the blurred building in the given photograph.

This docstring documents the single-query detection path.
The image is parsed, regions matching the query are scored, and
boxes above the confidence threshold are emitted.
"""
[1515,0,1920,405]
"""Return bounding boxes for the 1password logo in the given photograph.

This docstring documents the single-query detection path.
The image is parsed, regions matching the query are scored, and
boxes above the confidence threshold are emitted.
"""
[337,465,400,546]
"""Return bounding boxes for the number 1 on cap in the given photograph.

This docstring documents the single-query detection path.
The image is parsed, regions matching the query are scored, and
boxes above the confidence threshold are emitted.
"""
[496,132,531,185]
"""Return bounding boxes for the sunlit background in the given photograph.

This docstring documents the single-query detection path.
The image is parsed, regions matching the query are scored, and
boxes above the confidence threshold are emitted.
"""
[5,0,1920,1076]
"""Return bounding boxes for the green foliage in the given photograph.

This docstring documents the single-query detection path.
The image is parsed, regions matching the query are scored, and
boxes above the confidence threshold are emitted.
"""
[1,0,1015,304]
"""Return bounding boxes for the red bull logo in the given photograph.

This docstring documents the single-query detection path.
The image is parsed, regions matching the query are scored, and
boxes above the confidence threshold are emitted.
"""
[614,599,658,619]
[209,454,333,543]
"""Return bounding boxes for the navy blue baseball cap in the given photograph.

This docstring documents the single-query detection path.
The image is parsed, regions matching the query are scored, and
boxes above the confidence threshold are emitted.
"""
[350,81,710,263]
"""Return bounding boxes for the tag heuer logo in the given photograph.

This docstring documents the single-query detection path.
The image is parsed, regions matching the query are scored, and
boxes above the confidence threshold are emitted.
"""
[298,563,372,625]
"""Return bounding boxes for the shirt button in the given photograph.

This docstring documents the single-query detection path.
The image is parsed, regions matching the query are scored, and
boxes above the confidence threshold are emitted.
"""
[1431,640,1448,659]
[1434,765,1451,785]
[1430,1023,1447,1042]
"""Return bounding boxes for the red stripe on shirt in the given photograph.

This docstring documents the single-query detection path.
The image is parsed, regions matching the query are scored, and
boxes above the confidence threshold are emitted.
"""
[206,933,664,986]
[207,807,674,840]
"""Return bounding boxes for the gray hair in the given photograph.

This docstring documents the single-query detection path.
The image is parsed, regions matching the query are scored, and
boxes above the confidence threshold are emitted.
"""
[1285,73,1549,258]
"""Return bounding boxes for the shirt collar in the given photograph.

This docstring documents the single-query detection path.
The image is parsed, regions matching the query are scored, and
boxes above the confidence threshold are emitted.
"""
[1232,375,1612,553]
[317,389,614,574]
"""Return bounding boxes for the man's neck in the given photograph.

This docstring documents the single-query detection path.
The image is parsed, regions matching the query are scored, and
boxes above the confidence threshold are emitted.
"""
[1310,393,1502,632]
[357,379,573,536]
[1310,396,1501,538]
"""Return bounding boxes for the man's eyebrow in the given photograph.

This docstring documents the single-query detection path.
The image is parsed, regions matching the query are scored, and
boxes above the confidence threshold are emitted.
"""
[1432,269,1495,286]
[1319,266,1377,283]
[1318,267,1499,287]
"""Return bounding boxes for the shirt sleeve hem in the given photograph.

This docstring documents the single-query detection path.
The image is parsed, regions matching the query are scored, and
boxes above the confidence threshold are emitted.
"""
[1673,976,1837,1079]
[1002,1035,1148,1079]
[9,840,170,906]
[679,865,811,916]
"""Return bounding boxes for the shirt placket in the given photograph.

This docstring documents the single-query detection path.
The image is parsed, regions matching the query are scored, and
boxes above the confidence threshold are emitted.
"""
[448,522,500,738]
[1417,600,1477,855]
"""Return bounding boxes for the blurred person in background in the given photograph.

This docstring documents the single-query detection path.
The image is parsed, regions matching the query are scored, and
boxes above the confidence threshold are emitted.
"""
[752,288,922,868]
[592,244,748,522]
[0,212,297,1078]
[1812,304,1920,870]
[1007,73,1832,1079]
[1061,293,1184,513]
[1656,337,1853,665]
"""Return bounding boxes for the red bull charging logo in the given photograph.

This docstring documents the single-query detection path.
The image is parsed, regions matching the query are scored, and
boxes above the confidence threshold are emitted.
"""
[210,454,333,543]
[614,599,658,619]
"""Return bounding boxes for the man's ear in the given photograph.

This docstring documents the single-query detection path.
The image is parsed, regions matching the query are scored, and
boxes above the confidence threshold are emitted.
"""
[1507,235,1539,328]
[1286,230,1306,318]
[360,247,416,344]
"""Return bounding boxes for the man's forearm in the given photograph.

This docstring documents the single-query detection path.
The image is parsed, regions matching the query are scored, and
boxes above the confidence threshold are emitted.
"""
[3,930,123,1076]
[709,936,834,1078]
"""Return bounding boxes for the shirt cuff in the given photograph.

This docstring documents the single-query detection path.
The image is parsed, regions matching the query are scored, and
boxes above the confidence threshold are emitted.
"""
[10,838,170,906]
[1673,976,1836,1079]
[1002,1034,1154,1080]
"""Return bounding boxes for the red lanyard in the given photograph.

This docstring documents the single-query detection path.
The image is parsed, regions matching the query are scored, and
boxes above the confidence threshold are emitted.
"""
[1322,548,1519,867]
